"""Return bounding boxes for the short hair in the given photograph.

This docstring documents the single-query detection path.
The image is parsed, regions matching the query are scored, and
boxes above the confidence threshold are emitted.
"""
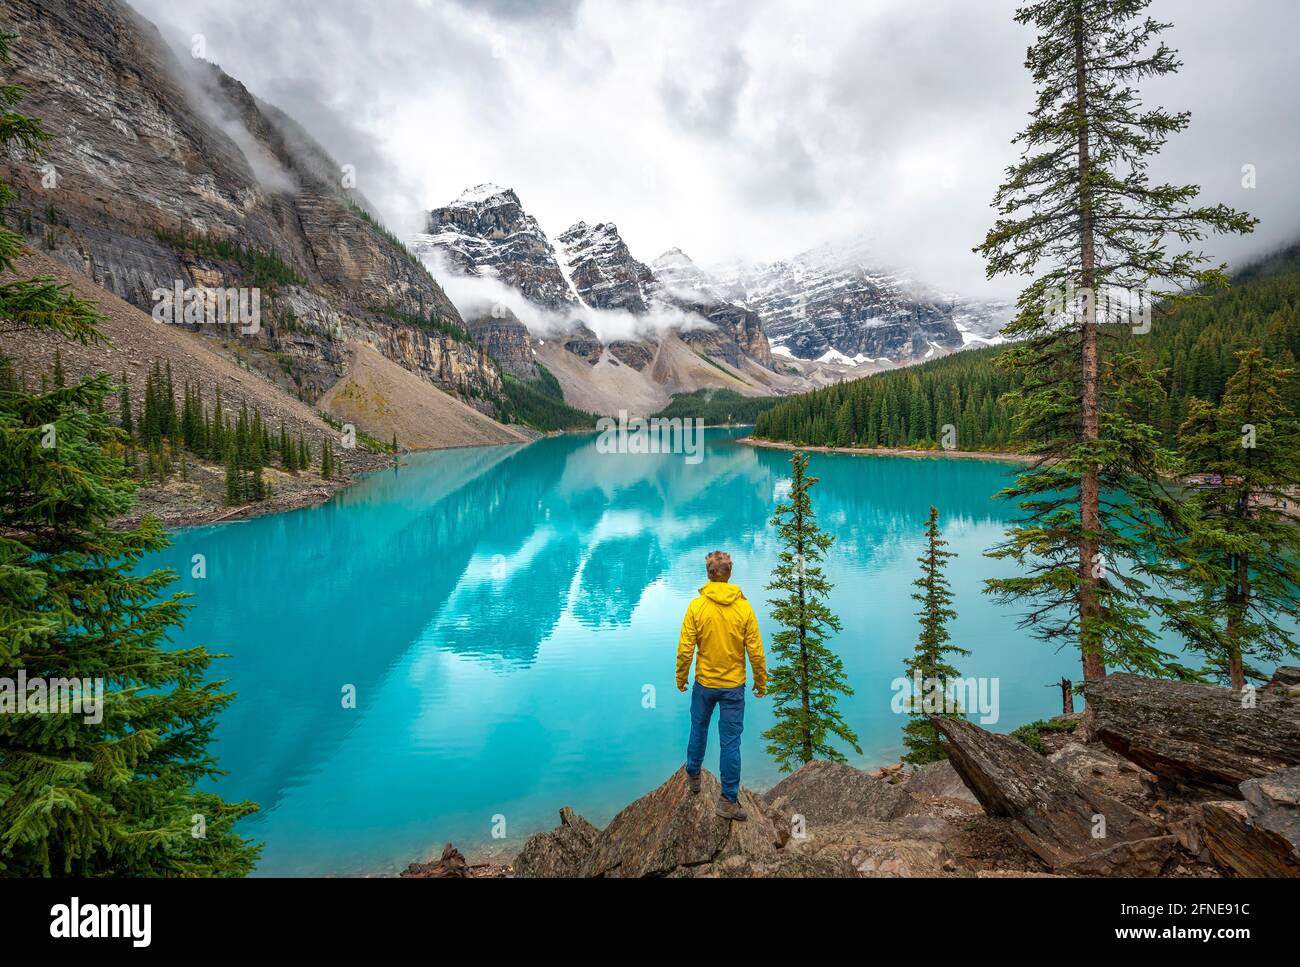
[705,551,732,582]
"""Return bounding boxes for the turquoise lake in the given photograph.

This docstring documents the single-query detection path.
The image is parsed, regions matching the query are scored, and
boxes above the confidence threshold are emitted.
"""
[144,428,1156,875]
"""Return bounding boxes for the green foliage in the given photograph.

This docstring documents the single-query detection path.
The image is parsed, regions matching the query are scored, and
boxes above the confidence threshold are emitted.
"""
[155,228,305,289]
[901,507,969,765]
[756,345,1019,450]
[0,35,259,874]
[1167,350,1300,688]
[321,437,335,480]
[1009,718,1078,756]
[655,388,779,425]
[221,401,268,504]
[976,0,1255,681]
[372,304,474,344]
[762,452,861,772]
[753,246,1300,452]
[498,369,596,430]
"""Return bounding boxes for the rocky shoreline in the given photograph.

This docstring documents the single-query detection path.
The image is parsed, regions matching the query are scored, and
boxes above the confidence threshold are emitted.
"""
[402,669,1300,879]
[740,437,1036,464]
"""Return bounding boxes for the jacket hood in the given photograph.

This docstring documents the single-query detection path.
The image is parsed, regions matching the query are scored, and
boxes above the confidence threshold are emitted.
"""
[699,582,744,606]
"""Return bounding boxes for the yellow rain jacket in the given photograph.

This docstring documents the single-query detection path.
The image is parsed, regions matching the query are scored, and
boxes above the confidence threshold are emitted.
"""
[676,582,767,693]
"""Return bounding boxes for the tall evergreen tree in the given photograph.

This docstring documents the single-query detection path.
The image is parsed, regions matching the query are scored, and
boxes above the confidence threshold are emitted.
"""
[117,369,133,437]
[1171,350,1300,690]
[975,0,1255,680]
[763,452,860,771]
[0,33,259,875]
[901,507,969,764]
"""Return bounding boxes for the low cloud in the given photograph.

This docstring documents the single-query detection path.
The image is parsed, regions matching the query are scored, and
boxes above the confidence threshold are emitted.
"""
[422,250,715,344]
[129,0,1300,302]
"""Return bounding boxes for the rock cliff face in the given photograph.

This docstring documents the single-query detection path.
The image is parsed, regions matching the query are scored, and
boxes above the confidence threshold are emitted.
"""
[0,0,502,408]
[555,221,655,314]
[418,185,582,315]
[413,186,786,410]
[650,248,773,368]
[704,240,1011,365]
[467,310,539,380]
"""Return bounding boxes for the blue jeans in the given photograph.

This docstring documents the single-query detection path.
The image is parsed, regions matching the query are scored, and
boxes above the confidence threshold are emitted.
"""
[685,682,745,801]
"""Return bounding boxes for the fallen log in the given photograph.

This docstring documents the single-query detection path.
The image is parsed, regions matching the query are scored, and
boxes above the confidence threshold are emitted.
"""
[1085,671,1300,796]
[930,715,1174,876]
[400,842,471,878]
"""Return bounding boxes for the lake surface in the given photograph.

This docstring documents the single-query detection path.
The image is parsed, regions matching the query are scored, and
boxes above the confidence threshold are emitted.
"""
[142,429,1164,875]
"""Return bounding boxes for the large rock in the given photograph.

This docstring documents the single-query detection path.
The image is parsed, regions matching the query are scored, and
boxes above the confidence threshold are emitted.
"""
[1203,766,1300,877]
[904,759,980,805]
[1048,743,1151,806]
[578,768,785,878]
[931,716,1175,876]
[764,760,918,827]
[1085,671,1300,796]
[778,814,962,877]
[512,807,601,878]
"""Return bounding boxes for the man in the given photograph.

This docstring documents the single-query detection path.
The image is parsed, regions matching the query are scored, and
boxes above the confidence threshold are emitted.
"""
[676,550,766,821]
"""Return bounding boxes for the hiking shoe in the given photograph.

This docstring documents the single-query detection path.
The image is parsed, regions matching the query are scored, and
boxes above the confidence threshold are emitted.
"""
[686,771,701,794]
[716,797,748,821]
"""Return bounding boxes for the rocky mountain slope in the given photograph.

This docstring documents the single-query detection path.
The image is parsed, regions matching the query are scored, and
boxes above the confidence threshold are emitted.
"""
[697,239,1012,366]
[1,250,386,526]
[0,0,512,433]
[412,185,832,415]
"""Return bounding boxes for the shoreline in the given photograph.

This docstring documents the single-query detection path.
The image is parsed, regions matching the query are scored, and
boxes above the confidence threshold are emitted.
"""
[113,433,543,532]
[739,436,1035,464]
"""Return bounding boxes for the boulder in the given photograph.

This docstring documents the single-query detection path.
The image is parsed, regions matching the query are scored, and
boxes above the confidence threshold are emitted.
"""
[764,760,918,828]
[578,768,784,878]
[780,814,962,877]
[905,759,980,805]
[931,715,1175,876]
[1048,742,1152,806]
[512,806,601,878]
[1203,766,1300,877]
[1085,671,1300,796]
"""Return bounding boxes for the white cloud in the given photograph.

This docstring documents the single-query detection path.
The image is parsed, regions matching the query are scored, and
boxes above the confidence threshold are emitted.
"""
[130,0,1300,301]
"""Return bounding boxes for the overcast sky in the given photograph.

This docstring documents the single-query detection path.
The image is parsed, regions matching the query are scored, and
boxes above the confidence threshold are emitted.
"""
[131,0,1299,299]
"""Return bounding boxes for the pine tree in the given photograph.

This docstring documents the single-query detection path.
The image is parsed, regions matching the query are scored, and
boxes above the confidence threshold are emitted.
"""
[0,34,259,875]
[210,386,225,460]
[320,438,334,480]
[763,452,861,771]
[51,348,65,388]
[975,0,1256,681]
[162,360,177,439]
[279,419,291,468]
[1171,350,1300,690]
[118,369,133,437]
[901,507,969,764]
[224,437,242,505]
